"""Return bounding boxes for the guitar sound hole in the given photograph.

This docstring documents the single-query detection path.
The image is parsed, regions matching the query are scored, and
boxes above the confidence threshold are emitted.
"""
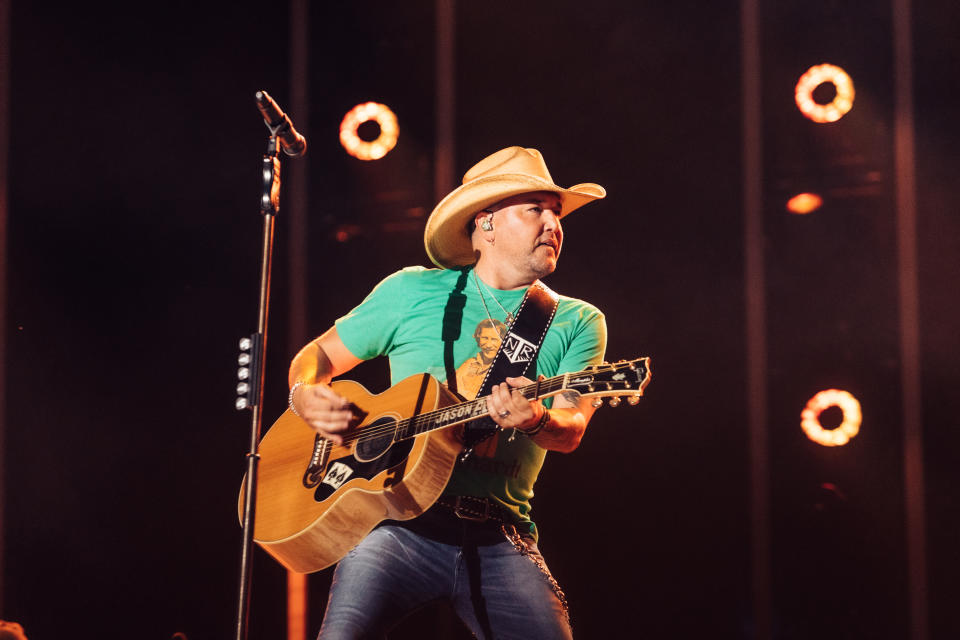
[354,416,398,462]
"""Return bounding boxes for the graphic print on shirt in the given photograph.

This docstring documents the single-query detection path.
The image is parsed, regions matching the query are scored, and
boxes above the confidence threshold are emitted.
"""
[453,318,518,472]
[455,318,507,400]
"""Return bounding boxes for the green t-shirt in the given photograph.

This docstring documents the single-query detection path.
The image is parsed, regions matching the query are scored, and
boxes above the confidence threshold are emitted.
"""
[335,265,607,537]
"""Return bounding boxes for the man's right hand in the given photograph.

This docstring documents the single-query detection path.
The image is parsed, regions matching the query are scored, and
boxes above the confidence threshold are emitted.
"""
[291,382,360,445]
[287,328,365,444]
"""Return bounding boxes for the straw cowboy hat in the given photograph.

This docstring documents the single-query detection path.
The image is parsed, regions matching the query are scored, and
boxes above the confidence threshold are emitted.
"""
[424,146,606,269]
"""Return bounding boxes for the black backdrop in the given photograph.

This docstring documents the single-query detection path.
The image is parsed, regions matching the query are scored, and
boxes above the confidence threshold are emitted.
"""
[4,1,959,639]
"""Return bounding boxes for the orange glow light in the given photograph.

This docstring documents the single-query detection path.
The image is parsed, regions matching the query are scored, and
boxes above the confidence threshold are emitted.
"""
[795,64,855,123]
[801,389,862,447]
[287,571,308,640]
[339,102,399,160]
[786,192,823,214]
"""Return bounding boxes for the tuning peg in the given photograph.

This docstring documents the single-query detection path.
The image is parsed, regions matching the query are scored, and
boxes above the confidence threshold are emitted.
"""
[591,398,603,408]
[627,395,640,406]
[608,396,621,407]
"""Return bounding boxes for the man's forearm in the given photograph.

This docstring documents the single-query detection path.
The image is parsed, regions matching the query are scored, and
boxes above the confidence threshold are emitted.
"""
[526,405,588,453]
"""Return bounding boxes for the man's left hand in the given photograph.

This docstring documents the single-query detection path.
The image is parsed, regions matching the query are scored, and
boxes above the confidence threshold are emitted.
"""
[486,376,545,432]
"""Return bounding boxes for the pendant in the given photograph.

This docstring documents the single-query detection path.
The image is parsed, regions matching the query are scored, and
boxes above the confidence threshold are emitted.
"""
[505,312,515,325]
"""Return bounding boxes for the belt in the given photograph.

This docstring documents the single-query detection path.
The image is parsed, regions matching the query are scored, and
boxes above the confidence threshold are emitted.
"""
[381,496,517,546]
[434,495,513,525]
[383,496,519,546]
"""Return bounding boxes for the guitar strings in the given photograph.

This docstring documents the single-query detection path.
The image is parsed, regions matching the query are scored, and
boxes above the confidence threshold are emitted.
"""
[318,367,646,460]
[326,362,641,448]
[328,375,572,448]
[345,362,638,445]
[340,377,564,445]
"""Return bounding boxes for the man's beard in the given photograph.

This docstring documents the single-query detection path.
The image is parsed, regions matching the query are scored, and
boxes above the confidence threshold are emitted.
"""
[524,252,557,280]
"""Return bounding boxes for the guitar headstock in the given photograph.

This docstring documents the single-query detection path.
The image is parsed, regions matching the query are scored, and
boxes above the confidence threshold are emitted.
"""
[565,357,652,407]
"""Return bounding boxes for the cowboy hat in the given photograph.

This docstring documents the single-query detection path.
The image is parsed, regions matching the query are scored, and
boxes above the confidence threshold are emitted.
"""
[424,146,606,269]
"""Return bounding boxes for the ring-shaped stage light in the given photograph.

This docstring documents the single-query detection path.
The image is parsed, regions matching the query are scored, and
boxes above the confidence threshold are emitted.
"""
[795,64,855,123]
[801,389,862,447]
[339,102,399,160]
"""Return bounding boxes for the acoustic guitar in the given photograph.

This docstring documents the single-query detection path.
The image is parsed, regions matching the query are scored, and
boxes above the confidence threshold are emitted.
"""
[239,358,651,573]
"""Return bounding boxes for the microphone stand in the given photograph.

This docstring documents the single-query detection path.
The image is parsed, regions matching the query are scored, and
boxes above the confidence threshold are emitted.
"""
[234,110,296,640]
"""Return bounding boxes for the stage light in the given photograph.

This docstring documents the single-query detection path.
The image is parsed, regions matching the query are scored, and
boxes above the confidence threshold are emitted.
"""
[786,192,823,214]
[801,389,862,447]
[339,102,399,160]
[795,64,855,123]
[0,620,28,640]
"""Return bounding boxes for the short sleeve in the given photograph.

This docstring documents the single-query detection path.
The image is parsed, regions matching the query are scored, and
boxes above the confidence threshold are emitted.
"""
[555,306,607,375]
[334,270,411,361]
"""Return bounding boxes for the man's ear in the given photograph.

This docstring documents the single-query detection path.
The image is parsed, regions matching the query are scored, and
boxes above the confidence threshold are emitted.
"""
[478,209,494,232]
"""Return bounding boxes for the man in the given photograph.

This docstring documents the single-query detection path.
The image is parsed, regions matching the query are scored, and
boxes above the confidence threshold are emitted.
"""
[289,146,607,639]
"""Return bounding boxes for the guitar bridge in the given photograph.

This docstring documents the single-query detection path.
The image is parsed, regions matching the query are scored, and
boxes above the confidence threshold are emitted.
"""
[302,435,331,488]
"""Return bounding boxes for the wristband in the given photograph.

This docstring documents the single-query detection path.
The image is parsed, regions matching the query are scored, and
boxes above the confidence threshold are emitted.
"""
[288,381,306,418]
[522,408,550,437]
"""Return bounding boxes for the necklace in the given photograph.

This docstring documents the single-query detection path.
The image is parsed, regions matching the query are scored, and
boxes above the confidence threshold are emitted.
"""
[473,271,516,325]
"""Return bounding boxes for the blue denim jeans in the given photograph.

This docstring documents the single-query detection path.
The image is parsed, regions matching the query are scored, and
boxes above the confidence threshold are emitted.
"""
[316,521,572,639]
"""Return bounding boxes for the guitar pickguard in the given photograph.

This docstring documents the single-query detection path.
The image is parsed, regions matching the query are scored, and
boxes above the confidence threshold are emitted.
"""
[310,437,415,503]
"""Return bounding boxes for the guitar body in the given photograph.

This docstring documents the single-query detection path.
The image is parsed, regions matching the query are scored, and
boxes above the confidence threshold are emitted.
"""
[239,373,463,573]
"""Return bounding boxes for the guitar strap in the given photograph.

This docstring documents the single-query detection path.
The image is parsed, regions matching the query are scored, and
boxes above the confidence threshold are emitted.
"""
[457,278,560,454]
[441,268,471,397]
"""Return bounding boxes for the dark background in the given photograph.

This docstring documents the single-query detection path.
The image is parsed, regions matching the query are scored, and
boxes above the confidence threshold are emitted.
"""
[3,1,959,638]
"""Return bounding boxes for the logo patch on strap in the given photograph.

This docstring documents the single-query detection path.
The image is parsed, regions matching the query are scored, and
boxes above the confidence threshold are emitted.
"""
[503,332,538,364]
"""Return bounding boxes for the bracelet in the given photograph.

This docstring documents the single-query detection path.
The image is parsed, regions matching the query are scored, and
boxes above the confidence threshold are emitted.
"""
[522,408,550,437]
[288,381,306,418]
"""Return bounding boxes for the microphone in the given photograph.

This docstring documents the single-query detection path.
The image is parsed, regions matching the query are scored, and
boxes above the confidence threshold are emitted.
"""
[255,90,307,157]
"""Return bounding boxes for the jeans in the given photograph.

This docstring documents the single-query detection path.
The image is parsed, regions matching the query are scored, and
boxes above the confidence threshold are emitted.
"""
[316,519,572,639]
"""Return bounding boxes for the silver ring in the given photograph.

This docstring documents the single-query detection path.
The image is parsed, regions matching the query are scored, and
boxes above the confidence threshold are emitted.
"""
[498,410,510,418]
